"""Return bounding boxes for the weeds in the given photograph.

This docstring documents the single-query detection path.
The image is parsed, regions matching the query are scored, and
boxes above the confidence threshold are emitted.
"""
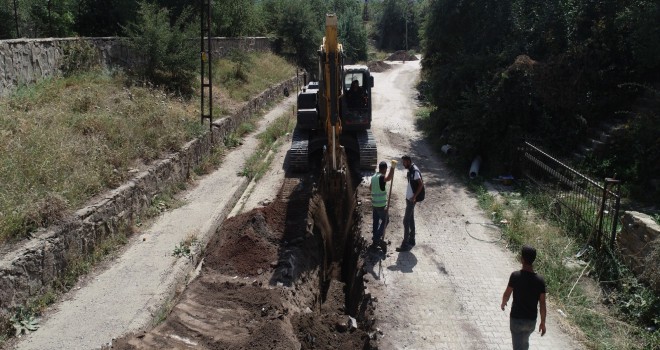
[193,145,224,176]
[213,52,295,101]
[9,307,39,337]
[172,234,198,260]
[224,122,256,148]
[145,186,183,218]
[241,111,295,180]
[152,298,175,326]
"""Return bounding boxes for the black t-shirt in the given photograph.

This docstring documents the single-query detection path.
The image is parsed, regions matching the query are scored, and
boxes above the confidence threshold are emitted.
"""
[508,270,546,320]
[379,175,386,191]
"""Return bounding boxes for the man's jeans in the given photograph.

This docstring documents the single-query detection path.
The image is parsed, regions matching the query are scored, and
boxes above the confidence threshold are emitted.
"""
[509,317,536,350]
[372,207,388,243]
[403,199,415,245]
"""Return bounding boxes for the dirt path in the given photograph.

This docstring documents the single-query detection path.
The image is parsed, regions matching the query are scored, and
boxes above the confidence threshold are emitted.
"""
[359,60,583,349]
[11,96,296,350]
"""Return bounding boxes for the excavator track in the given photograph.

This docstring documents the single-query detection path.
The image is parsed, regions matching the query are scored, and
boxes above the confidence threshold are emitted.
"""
[358,129,377,171]
[289,128,309,172]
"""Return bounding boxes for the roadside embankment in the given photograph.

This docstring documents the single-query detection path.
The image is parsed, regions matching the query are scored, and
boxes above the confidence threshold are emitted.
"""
[0,75,298,323]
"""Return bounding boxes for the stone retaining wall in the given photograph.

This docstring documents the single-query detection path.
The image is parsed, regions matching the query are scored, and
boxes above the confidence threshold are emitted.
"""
[0,75,299,317]
[618,211,660,293]
[0,36,271,96]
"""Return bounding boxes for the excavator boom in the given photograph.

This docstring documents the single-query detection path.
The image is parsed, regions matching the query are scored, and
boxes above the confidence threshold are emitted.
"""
[320,14,343,172]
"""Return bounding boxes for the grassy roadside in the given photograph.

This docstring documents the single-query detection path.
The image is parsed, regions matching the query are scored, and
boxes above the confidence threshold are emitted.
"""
[240,108,297,181]
[0,52,295,245]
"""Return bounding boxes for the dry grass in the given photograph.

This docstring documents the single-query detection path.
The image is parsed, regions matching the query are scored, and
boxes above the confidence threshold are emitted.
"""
[0,52,296,244]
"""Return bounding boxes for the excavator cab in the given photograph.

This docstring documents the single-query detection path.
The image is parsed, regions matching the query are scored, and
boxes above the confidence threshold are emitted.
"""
[342,66,374,131]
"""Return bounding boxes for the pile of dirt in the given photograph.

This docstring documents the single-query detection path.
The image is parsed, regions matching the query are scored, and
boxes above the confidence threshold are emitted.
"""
[386,50,418,61]
[109,177,374,349]
[367,60,392,73]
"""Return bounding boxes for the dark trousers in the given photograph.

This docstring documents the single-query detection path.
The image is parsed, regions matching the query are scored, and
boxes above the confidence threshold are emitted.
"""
[510,318,536,350]
[372,207,388,243]
[403,199,415,245]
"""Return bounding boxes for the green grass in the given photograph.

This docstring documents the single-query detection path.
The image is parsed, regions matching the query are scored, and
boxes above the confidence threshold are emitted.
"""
[0,52,297,244]
[241,110,296,180]
[470,181,659,349]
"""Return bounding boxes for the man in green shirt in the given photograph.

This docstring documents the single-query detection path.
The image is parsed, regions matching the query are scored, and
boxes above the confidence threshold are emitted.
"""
[371,161,394,252]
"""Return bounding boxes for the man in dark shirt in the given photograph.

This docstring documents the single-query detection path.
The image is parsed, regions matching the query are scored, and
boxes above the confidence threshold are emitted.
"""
[501,245,547,350]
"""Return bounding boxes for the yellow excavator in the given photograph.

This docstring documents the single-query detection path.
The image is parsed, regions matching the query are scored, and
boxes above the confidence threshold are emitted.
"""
[289,14,377,181]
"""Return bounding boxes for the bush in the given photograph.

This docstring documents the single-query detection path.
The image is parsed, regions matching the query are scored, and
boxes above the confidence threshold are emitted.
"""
[60,39,100,76]
[122,1,197,96]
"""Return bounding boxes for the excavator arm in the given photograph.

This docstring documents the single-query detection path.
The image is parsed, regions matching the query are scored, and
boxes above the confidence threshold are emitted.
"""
[320,14,344,172]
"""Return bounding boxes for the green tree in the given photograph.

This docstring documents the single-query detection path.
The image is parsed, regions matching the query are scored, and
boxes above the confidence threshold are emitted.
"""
[375,0,420,51]
[0,0,16,39]
[213,0,264,37]
[76,0,139,36]
[261,0,321,74]
[29,0,76,37]
[123,1,198,95]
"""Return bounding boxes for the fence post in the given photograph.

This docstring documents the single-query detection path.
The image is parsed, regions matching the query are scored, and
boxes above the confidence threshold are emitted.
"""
[607,178,621,249]
[596,181,609,248]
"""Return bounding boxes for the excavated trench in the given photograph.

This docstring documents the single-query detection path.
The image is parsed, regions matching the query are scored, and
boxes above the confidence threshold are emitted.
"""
[110,154,375,349]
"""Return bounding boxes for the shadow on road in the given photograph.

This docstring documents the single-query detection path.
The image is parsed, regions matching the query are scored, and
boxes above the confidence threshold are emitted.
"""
[387,251,418,273]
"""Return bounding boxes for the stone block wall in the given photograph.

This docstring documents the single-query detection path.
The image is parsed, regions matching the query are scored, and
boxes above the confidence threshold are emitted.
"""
[617,211,660,293]
[0,36,271,96]
[0,75,298,317]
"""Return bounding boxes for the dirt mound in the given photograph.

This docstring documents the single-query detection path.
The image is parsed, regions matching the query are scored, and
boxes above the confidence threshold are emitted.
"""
[109,177,373,349]
[205,209,281,276]
[386,50,418,61]
[367,60,392,73]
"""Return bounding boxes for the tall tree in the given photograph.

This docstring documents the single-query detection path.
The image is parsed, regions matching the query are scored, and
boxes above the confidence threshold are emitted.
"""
[212,0,263,37]
[374,0,421,51]
[76,0,139,36]
[0,0,16,39]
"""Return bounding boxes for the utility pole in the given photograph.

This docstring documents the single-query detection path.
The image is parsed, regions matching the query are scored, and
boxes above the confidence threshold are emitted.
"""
[405,16,408,52]
[200,0,213,132]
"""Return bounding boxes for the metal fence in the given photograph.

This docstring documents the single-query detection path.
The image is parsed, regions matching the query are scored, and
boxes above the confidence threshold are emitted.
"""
[519,142,621,250]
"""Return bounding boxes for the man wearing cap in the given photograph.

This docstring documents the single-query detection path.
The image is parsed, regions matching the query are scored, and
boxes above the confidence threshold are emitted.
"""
[397,155,424,252]
[371,160,394,251]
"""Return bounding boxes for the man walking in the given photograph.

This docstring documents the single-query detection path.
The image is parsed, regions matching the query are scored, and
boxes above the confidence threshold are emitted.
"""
[501,245,547,350]
[371,161,394,252]
[396,155,424,252]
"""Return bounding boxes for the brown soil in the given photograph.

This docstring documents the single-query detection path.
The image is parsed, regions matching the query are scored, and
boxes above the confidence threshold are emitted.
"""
[367,61,392,73]
[109,175,374,349]
[386,50,419,62]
